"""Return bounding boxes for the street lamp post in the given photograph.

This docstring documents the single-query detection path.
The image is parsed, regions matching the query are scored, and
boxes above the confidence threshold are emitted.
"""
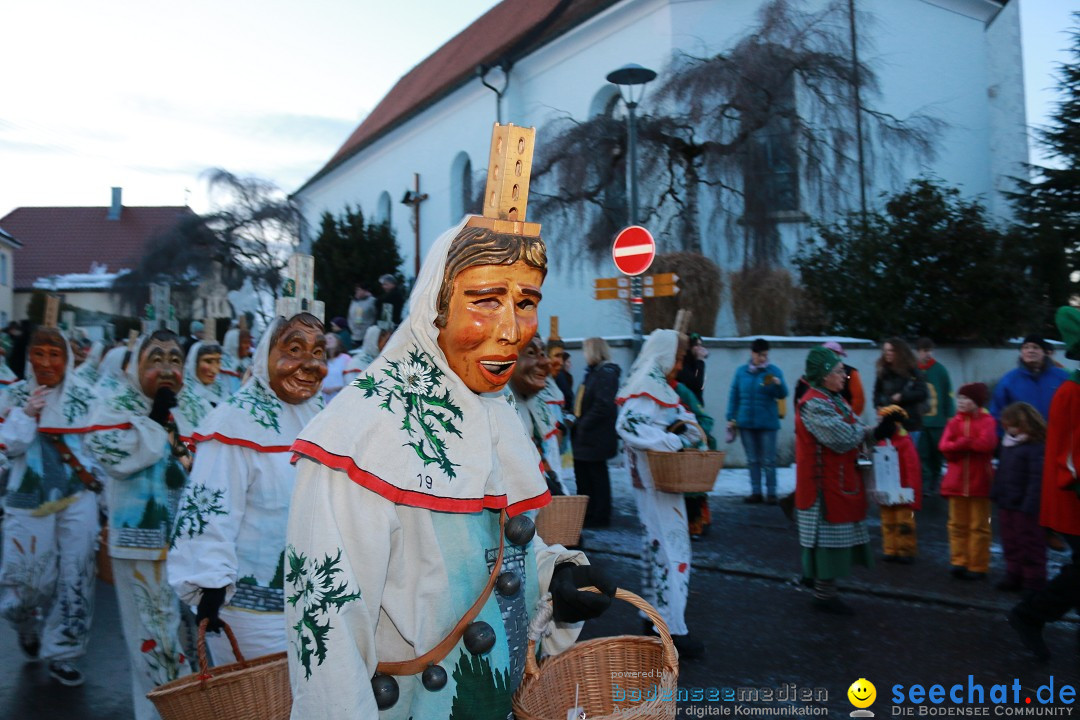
[606,63,656,352]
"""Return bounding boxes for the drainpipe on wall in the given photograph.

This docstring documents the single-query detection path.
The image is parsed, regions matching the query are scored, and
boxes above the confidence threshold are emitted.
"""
[108,187,122,221]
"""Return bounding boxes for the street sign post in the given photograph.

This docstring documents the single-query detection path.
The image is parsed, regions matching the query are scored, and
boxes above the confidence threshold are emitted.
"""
[611,226,656,348]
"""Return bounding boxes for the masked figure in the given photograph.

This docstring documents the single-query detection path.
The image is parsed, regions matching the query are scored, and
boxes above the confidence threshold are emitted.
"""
[286,217,613,719]
[86,330,194,720]
[168,313,326,664]
[510,335,570,496]
[221,327,253,393]
[175,341,227,430]
[0,327,102,686]
[615,329,706,659]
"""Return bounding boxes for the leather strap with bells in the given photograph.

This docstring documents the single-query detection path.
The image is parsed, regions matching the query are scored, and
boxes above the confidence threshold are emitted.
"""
[375,509,506,676]
[40,432,103,494]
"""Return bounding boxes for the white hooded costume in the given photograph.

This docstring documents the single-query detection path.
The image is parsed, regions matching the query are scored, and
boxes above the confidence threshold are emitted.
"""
[286,217,586,720]
[168,318,324,663]
[615,329,702,637]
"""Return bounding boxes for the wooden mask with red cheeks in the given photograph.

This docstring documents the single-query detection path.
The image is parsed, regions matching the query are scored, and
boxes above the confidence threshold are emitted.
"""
[195,346,222,386]
[138,334,185,397]
[267,314,328,405]
[28,328,67,388]
[434,227,547,395]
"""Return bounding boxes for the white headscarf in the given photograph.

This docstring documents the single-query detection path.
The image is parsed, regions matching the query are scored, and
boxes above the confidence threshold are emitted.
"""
[93,332,198,440]
[0,328,98,432]
[181,341,229,407]
[293,217,551,516]
[616,329,682,409]
[193,316,324,451]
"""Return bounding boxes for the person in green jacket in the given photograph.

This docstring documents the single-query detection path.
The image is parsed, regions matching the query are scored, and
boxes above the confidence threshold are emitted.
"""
[916,337,954,492]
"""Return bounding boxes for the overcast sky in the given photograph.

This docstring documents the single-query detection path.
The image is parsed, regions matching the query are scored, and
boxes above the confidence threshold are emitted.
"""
[0,0,1074,221]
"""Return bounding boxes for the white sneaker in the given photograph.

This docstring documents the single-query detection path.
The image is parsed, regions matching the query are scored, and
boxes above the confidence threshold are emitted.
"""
[49,661,85,686]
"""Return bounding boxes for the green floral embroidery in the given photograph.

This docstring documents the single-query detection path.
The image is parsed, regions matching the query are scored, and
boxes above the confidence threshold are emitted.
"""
[286,546,362,679]
[353,347,464,479]
[175,387,206,428]
[171,484,227,547]
[228,381,281,433]
[647,363,668,387]
[111,387,147,413]
[6,384,30,410]
[62,383,93,424]
[619,410,650,437]
[87,429,130,467]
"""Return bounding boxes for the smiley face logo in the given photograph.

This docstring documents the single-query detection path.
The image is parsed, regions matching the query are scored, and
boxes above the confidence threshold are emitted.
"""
[848,678,876,709]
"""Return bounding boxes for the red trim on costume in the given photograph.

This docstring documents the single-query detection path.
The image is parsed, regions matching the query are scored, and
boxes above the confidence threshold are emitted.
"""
[0,379,15,385]
[220,369,242,378]
[508,489,551,515]
[192,432,292,453]
[343,369,362,375]
[615,392,681,409]
[38,423,132,434]
[544,398,564,406]
[291,439,545,516]
[542,427,560,440]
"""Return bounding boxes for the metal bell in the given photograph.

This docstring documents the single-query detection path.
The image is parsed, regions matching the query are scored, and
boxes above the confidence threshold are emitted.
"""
[463,620,496,655]
[421,664,447,691]
[495,571,521,597]
[371,673,399,710]
[504,515,535,546]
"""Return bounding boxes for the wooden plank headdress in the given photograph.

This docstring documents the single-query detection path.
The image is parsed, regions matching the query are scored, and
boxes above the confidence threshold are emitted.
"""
[43,294,61,329]
[275,254,325,322]
[466,123,540,238]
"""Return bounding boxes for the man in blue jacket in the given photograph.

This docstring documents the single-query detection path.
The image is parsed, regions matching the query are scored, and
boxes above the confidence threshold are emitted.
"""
[727,338,789,504]
[989,335,1068,427]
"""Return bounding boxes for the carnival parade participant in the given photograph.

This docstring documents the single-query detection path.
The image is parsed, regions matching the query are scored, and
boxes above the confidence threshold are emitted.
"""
[0,332,18,386]
[221,325,253,393]
[175,341,227,430]
[86,329,194,720]
[796,347,884,614]
[169,312,326,664]
[616,328,706,658]
[286,209,614,718]
[72,338,104,385]
[0,326,102,686]
[510,335,569,497]
[94,344,130,398]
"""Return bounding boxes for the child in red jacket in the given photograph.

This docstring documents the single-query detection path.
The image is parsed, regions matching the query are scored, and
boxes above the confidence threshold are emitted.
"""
[939,382,999,580]
[876,406,923,564]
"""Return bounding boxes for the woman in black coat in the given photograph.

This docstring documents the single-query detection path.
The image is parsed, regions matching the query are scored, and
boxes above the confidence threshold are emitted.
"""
[572,337,621,527]
[873,337,929,437]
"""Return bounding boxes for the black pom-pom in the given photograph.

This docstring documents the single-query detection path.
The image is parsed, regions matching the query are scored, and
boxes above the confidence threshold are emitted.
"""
[504,515,535,546]
[371,673,399,709]
[463,621,496,655]
[421,664,447,691]
[495,570,521,597]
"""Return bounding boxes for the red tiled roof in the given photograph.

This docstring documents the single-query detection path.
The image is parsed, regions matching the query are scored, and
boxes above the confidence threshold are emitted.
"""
[300,0,620,192]
[0,206,195,290]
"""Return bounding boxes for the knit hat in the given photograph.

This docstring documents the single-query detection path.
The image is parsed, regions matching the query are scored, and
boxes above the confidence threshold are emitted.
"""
[956,382,989,408]
[190,320,204,334]
[1021,334,1052,353]
[1055,306,1080,361]
[805,347,841,386]
[823,340,846,357]
[751,338,770,353]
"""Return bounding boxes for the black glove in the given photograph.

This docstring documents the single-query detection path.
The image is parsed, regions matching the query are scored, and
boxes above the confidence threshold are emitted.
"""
[196,587,227,633]
[666,420,688,435]
[873,416,897,442]
[549,561,616,623]
[149,387,177,427]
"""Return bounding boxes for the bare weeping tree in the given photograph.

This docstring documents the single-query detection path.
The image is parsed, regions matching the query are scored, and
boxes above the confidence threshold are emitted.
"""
[532,0,942,271]
[117,169,300,324]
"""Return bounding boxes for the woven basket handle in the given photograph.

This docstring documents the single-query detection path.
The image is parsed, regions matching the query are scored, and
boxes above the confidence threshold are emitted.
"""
[197,618,245,680]
[522,587,678,680]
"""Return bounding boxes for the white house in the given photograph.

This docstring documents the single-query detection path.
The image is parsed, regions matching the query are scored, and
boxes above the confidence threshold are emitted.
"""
[292,0,1026,338]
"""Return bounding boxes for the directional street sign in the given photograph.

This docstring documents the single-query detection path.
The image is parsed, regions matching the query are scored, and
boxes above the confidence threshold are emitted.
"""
[594,288,631,301]
[594,277,631,289]
[611,226,656,276]
[643,273,679,286]
[643,284,679,298]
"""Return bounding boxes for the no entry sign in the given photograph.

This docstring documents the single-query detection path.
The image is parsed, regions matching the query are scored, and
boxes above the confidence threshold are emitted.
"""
[611,225,655,276]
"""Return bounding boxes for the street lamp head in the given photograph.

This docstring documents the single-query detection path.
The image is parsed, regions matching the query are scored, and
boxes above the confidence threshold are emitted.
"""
[606,63,657,107]
[606,63,657,87]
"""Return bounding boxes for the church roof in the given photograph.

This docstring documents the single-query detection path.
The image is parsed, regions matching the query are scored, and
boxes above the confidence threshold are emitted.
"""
[0,205,195,290]
[299,0,620,192]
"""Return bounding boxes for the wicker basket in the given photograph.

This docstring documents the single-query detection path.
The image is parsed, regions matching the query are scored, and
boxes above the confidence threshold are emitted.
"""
[646,449,725,494]
[147,619,291,720]
[513,588,679,720]
[535,495,589,546]
[96,527,113,585]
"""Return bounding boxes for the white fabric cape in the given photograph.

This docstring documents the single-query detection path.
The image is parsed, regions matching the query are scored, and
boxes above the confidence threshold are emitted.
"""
[293,217,550,516]
[616,328,682,409]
